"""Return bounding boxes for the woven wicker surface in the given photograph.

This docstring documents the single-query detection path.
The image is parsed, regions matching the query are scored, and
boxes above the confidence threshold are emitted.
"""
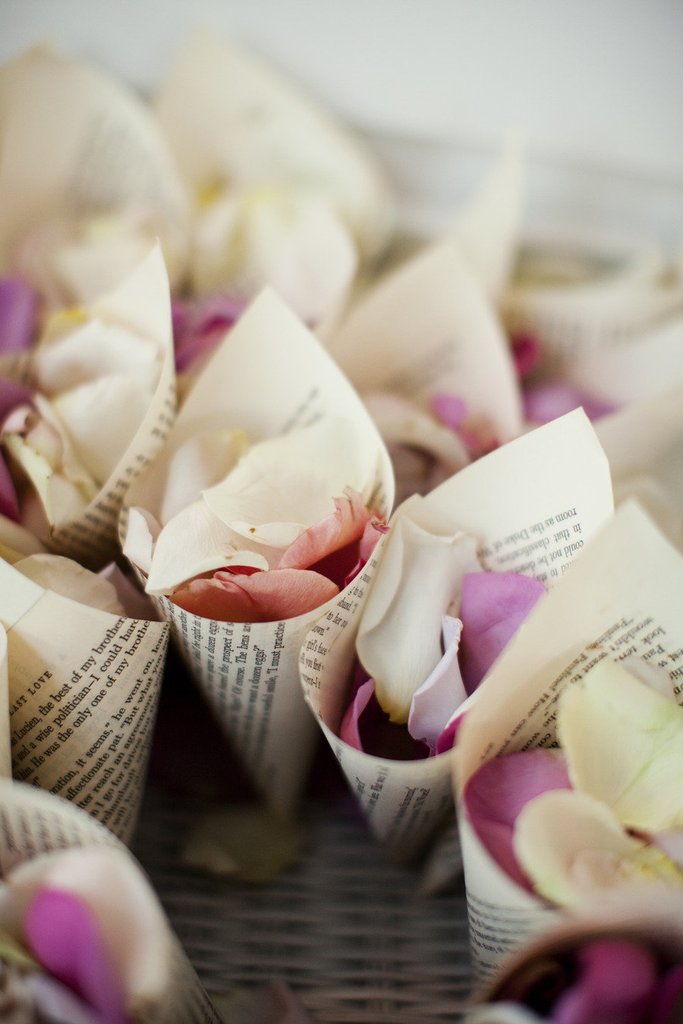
[134,782,474,1023]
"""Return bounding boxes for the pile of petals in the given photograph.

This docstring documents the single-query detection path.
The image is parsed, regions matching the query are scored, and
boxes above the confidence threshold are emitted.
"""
[463,657,683,905]
[125,416,387,624]
[339,497,545,759]
[475,934,683,1024]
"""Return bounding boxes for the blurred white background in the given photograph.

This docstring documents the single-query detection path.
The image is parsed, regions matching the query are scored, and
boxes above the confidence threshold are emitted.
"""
[2,0,682,242]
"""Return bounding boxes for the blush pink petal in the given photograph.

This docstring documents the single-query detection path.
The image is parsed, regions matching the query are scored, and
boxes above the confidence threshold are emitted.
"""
[340,675,376,751]
[25,888,126,1024]
[408,616,467,752]
[463,749,571,890]
[434,710,466,754]
[171,567,339,623]
[0,275,38,354]
[524,382,618,425]
[459,571,546,693]
[552,939,658,1024]
[278,490,377,589]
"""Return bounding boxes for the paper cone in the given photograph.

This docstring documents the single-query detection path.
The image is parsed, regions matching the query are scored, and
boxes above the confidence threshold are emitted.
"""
[1,557,169,844]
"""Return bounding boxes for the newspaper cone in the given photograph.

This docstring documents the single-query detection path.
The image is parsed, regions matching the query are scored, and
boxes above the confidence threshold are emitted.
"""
[0,244,177,569]
[502,225,683,377]
[468,887,683,1022]
[123,288,394,814]
[453,502,683,979]
[0,44,189,300]
[326,238,523,447]
[0,779,221,1023]
[1,556,169,844]
[0,626,10,776]
[301,410,614,862]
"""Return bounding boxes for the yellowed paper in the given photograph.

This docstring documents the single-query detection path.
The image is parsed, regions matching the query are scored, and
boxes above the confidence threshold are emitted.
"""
[454,501,683,975]
[0,44,189,298]
[0,558,169,844]
[327,239,524,445]
[301,410,614,862]
[124,288,394,813]
[0,780,221,1024]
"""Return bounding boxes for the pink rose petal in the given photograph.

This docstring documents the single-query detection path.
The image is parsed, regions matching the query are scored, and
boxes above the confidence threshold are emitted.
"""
[463,749,571,890]
[408,616,467,751]
[25,888,126,1024]
[511,332,542,379]
[434,708,466,754]
[171,566,339,623]
[524,382,618,425]
[459,571,546,693]
[0,275,38,354]
[552,939,658,1024]
[430,392,469,431]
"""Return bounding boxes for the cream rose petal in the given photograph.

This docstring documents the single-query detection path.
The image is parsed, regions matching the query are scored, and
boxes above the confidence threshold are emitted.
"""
[356,498,480,723]
[53,375,151,484]
[202,417,376,547]
[558,659,683,832]
[122,507,160,577]
[35,316,160,395]
[145,500,269,596]
[514,789,683,907]
[159,428,249,525]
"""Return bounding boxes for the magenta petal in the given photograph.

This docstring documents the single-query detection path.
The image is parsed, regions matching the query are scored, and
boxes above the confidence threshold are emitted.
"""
[340,676,376,751]
[25,888,126,1024]
[408,616,467,751]
[524,382,618,425]
[653,964,683,1024]
[552,940,659,1024]
[340,669,430,761]
[430,392,468,431]
[0,451,19,520]
[459,571,545,693]
[511,333,542,378]
[463,749,571,890]
[0,375,33,421]
[174,293,247,372]
[0,275,38,354]
[434,710,466,754]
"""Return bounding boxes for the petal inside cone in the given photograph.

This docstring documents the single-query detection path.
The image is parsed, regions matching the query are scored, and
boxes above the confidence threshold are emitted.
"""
[172,566,338,622]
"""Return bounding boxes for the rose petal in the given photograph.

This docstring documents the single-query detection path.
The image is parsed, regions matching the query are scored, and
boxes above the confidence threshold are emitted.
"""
[464,749,571,890]
[339,673,429,760]
[0,376,33,420]
[524,383,618,425]
[0,450,20,521]
[159,428,249,524]
[514,790,683,907]
[558,659,683,832]
[552,939,658,1024]
[430,392,469,431]
[510,333,541,379]
[277,488,373,588]
[434,709,466,754]
[407,616,468,750]
[0,275,38,354]
[171,566,339,622]
[25,888,126,1024]
[459,571,546,693]
[653,964,683,1024]
[356,498,480,723]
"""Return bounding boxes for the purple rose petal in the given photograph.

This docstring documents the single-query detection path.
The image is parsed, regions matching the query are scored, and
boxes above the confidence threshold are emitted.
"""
[524,382,618,425]
[430,392,469,432]
[0,376,33,421]
[434,708,466,754]
[463,749,571,890]
[459,571,545,693]
[339,668,429,761]
[408,616,467,751]
[653,963,683,1024]
[0,450,19,521]
[0,275,38,354]
[25,887,127,1024]
[552,939,659,1024]
[174,293,247,373]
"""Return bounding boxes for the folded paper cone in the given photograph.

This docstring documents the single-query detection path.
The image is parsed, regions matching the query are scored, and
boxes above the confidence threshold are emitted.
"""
[0,779,221,1024]
[122,288,394,813]
[1,557,169,844]
[0,245,177,570]
[453,501,683,977]
[302,410,613,863]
